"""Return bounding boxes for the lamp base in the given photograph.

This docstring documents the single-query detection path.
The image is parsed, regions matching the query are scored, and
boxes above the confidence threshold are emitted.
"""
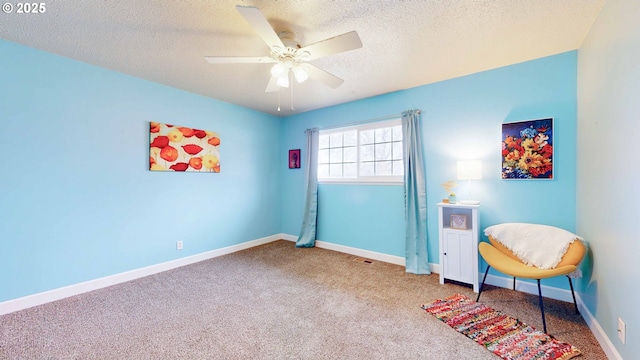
[459,200,480,205]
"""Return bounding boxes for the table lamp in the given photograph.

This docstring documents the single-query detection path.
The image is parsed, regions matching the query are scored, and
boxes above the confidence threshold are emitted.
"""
[456,160,481,205]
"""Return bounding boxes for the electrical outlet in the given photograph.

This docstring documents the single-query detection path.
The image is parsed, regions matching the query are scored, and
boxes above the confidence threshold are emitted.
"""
[176,240,183,250]
[618,317,626,344]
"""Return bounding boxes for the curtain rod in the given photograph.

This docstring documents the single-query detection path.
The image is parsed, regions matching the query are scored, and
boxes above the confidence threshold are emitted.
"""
[319,110,421,131]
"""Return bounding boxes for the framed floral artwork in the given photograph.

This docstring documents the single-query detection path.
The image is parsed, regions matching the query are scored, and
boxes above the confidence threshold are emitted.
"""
[501,118,553,180]
[149,122,220,172]
[289,149,301,169]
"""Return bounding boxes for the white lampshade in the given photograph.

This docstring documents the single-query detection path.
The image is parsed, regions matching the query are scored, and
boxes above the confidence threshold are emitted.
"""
[276,74,290,88]
[270,63,288,77]
[457,160,482,180]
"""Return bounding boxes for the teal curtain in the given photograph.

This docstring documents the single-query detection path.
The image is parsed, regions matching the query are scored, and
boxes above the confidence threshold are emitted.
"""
[402,110,430,274]
[296,128,319,248]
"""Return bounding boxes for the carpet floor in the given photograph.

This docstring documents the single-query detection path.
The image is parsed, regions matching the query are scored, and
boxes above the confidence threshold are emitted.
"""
[0,240,607,359]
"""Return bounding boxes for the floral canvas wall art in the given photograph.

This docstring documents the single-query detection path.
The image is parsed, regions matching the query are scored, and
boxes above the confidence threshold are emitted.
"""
[149,122,220,172]
[502,118,553,179]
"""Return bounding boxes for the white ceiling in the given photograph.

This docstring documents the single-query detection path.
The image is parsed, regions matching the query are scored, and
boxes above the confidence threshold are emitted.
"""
[0,0,605,117]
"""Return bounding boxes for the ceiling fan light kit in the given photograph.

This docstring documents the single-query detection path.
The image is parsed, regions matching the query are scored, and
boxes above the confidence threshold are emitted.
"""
[292,65,309,83]
[204,5,363,111]
[270,60,309,88]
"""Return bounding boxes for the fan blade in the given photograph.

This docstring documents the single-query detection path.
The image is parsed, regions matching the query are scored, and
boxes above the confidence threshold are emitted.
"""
[236,5,285,50]
[265,75,279,92]
[305,64,344,89]
[300,31,363,61]
[205,56,276,64]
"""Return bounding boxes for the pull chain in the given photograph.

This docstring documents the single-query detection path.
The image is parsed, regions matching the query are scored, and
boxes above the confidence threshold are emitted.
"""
[277,87,281,112]
[290,71,295,111]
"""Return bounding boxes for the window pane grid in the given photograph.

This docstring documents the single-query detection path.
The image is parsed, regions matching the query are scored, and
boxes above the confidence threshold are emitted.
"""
[319,120,403,182]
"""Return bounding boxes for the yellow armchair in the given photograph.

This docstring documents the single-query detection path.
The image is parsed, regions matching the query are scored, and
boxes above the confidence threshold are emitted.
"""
[476,234,586,333]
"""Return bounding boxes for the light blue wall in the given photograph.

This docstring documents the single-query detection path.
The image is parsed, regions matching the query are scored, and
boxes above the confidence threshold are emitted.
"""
[577,0,640,357]
[281,52,578,289]
[0,40,281,302]
[280,93,413,258]
[318,184,405,256]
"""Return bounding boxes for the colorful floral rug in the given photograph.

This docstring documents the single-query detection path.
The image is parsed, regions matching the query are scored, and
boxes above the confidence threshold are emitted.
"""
[422,294,581,360]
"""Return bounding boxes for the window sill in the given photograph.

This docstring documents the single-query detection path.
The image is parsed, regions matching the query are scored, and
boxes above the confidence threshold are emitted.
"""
[318,179,403,186]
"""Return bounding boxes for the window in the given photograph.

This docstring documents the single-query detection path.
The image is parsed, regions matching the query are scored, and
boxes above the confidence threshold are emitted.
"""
[318,119,403,183]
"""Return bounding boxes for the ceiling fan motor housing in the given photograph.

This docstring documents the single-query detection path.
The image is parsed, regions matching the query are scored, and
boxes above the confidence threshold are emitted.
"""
[270,32,310,67]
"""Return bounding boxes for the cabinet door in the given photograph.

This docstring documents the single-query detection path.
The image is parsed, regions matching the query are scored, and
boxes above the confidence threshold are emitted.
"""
[443,230,474,284]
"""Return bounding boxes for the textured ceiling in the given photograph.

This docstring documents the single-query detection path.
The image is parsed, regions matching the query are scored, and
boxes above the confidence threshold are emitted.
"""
[0,0,605,116]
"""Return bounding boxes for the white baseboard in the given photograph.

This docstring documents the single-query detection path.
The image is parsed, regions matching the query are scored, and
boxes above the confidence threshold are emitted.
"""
[482,273,576,303]
[281,234,440,274]
[0,234,285,315]
[576,296,622,360]
[481,272,621,359]
[317,240,406,266]
[280,233,298,242]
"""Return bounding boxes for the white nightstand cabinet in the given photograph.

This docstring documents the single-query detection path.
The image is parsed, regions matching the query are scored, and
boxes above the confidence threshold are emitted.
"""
[437,203,480,292]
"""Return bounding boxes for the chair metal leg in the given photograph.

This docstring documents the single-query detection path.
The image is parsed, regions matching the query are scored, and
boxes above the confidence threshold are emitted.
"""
[513,276,516,290]
[537,279,547,333]
[567,276,580,315]
[476,265,491,302]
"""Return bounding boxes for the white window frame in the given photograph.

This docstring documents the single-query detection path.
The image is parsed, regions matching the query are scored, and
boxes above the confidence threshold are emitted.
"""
[318,119,403,185]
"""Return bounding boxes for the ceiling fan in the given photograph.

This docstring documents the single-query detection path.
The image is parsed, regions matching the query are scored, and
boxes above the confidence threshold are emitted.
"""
[205,5,363,93]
